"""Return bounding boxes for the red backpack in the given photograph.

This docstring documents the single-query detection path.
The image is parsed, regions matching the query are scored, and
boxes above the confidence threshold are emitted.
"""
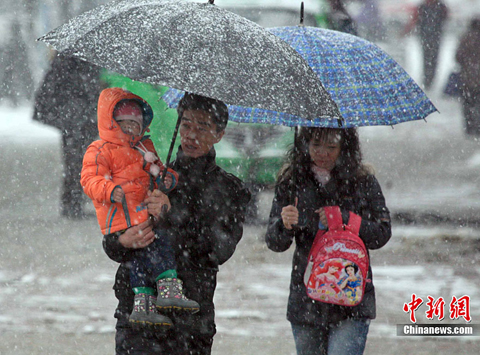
[304,206,369,307]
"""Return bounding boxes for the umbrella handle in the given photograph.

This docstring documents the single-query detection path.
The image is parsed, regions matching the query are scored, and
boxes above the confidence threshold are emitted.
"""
[161,115,181,184]
[158,115,180,220]
[291,126,298,205]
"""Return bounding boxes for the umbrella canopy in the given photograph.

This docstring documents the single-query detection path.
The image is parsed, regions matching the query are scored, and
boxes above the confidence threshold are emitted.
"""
[37,0,341,121]
[165,26,437,128]
[267,26,437,127]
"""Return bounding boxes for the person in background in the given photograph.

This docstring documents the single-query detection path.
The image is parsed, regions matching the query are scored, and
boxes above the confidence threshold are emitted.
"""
[456,17,480,136]
[404,0,449,90]
[353,0,384,41]
[326,0,358,35]
[103,93,251,354]
[265,127,391,355]
[33,53,102,219]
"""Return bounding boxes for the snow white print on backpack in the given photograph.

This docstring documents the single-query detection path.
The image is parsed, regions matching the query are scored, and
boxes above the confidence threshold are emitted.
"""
[304,206,369,306]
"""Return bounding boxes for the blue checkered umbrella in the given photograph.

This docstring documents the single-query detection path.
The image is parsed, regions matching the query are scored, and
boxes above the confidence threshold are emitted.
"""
[164,26,437,128]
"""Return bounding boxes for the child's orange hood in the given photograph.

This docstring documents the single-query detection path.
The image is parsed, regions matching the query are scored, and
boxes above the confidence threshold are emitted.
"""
[97,87,154,146]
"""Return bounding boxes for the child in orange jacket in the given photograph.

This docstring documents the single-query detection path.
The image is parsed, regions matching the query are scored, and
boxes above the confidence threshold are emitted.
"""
[81,88,199,329]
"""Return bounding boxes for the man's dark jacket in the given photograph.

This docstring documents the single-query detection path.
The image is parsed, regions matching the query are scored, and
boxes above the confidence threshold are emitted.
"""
[265,169,391,328]
[103,147,251,354]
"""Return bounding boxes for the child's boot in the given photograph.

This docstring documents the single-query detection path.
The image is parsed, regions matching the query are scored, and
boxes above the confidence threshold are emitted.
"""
[156,278,200,313]
[129,293,173,329]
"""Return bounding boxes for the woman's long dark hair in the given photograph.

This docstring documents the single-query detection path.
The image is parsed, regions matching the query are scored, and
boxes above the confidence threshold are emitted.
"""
[278,127,369,195]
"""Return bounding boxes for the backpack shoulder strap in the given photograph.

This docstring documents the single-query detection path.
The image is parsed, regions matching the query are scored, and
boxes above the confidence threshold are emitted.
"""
[347,212,362,235]
[324,206,343,230]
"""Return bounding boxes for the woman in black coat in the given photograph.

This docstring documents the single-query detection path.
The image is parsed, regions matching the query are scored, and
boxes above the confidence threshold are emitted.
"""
[265,127,391,355]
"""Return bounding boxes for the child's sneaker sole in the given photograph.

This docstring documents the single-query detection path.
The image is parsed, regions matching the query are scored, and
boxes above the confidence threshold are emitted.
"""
[155,304,200,314]
[128,317,173,330]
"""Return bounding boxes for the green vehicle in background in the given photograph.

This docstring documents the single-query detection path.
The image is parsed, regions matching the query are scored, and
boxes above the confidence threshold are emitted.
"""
[102,1,329,220]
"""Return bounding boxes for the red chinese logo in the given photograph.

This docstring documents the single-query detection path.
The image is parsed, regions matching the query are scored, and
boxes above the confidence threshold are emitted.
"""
[426,296,445,321]
[403,294,471,323]
[403,294,423,323]
[450,295,471,322]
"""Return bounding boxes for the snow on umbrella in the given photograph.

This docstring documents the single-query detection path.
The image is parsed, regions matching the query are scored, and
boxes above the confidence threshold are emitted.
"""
[37,0,341,121]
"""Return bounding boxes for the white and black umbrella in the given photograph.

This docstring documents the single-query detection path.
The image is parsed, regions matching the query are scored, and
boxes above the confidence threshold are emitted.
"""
[38,0,341,121]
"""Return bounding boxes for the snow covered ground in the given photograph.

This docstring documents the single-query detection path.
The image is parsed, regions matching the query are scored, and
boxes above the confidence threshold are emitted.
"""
[1,32,480,354]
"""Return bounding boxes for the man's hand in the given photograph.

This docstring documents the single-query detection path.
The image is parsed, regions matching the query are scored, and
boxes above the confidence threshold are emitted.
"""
[118,220,155,249]
[144,189,171,220]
